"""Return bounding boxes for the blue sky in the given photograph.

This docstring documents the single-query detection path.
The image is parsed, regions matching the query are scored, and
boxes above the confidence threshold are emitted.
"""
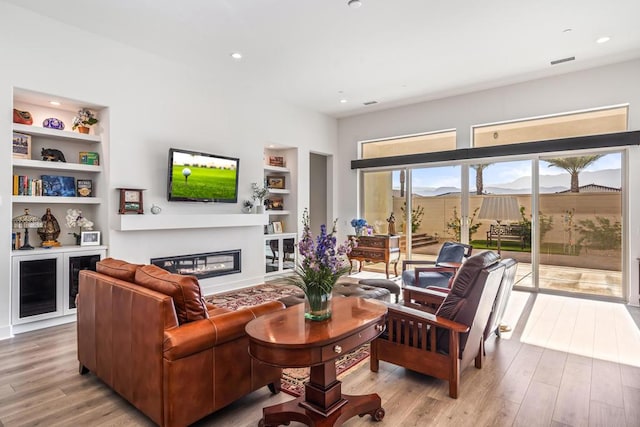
[393,153,621,189]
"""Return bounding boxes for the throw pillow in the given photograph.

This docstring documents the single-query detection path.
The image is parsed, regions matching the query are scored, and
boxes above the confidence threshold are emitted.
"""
[135,264,209,324]
[96,257,141,282]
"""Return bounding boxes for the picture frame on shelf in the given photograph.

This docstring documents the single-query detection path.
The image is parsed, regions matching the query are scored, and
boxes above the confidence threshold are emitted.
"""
[80,231,101,246]
[265,224,274,234]
[272,221,283,234]
[12,132,31,159]
[268,156,285,167]
[266,175,285,189]
[266,197,284,210]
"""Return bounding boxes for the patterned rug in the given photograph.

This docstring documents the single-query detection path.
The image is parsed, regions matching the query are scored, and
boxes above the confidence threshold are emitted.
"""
[206,284,371,397]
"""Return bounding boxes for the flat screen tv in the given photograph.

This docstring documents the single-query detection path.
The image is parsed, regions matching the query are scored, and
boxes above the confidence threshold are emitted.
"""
[167,148,239,203]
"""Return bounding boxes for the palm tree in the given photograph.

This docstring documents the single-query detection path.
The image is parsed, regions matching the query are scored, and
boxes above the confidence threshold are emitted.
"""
[546,155,602,193]
[471,164,491,195]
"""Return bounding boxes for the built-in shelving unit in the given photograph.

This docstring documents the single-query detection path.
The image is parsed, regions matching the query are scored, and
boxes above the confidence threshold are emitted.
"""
[263,148,297,234]
[10,88,109,333]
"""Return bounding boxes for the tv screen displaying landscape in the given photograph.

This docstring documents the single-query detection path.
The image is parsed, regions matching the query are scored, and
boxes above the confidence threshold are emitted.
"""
[167,148,239,203]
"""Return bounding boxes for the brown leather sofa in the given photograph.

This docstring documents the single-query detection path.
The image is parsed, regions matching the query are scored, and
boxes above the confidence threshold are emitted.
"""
[77,258,285,427]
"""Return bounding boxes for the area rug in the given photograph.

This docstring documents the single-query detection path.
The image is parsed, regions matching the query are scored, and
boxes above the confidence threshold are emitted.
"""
[206,284,371,397]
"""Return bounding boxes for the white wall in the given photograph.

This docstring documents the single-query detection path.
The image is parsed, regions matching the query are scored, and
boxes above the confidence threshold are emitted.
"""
[0,3,337,338]
[337,59,640,306]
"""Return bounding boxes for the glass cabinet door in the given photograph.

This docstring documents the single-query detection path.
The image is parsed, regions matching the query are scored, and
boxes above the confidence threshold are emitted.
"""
[19,258,58,318]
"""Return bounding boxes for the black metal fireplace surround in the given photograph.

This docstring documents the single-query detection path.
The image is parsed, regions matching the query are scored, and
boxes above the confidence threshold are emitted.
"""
[151,250,241,280]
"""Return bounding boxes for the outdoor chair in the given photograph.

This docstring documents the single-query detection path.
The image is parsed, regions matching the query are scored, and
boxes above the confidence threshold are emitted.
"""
[371,251,507,398]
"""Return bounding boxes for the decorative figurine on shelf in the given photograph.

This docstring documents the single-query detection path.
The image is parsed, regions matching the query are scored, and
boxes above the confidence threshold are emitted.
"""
[41,147,67,162]
[387,212,396,236]
[38,208,62,247]
[13,108,33,125]
[72,108,99,134]
[42,117,65,130]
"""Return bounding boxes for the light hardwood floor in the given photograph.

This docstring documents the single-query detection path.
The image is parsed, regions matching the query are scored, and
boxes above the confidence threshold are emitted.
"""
[1,293,639,427]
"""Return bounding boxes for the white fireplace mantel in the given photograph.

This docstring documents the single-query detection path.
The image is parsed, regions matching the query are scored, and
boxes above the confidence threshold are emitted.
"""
[113,213,269,231]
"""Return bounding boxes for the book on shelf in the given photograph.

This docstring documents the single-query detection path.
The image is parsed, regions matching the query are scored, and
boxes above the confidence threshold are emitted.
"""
[79,151,99,165]
[76,179,93,197]
[41,175,76,197]
[12,175,43,196]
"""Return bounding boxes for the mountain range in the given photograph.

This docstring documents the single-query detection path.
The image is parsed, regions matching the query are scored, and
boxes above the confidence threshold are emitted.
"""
[408,168,621,197]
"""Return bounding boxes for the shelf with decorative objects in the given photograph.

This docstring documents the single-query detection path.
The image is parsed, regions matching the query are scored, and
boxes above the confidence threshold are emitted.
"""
[263,148,297,235]
[10,89,108,333]
[12,123,101,143]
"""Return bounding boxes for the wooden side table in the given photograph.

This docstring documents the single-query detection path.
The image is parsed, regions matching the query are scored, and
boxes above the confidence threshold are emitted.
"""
[246,297,387,427]
[348,235,400,279]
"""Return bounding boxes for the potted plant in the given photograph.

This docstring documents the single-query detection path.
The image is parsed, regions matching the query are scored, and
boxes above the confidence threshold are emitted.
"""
[242,199,254,213]
[65,208,94,245]
[288,209,354,320]
[72,108,99,134]
[251,182,268,213]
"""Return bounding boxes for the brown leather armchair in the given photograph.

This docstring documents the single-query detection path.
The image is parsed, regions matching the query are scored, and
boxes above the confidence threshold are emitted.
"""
[371,251,507,398]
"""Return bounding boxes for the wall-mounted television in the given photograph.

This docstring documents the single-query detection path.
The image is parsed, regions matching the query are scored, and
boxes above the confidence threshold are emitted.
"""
[167,148,239,203]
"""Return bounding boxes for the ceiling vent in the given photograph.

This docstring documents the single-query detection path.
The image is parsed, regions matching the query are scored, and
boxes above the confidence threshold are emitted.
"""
[550,56,575,66]
[363,100,378,106]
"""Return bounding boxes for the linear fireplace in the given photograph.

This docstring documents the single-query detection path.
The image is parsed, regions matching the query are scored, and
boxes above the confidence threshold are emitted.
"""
[151,250,241,280]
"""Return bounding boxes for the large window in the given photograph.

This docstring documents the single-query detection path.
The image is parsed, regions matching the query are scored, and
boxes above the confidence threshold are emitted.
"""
[357,106,628,302]
[361,130,456,159]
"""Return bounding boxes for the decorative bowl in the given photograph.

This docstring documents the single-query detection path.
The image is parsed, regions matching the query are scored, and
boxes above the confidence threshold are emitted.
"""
[42,118,65,130]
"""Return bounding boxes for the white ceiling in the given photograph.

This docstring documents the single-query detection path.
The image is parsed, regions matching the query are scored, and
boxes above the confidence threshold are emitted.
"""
[5,0,640,118]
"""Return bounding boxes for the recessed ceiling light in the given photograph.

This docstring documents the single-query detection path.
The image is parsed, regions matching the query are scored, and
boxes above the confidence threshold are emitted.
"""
[49,101,61,106]
[348,0,362,8]
[230,52,243,60]
[340,99,348,104]
[596,36,610,44]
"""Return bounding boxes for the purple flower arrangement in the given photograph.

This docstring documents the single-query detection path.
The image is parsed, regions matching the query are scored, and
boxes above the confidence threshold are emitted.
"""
[291,209,355,297]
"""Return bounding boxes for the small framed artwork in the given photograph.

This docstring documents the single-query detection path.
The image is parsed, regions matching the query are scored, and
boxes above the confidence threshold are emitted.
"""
[80,231,101,246]
[12,132,31,159]
[266,175,285,189]
[268,156,285,167]
[272,221,283,234]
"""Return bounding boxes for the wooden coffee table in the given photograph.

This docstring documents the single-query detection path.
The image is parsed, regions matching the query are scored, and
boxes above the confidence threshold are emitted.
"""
[246,297,387,427]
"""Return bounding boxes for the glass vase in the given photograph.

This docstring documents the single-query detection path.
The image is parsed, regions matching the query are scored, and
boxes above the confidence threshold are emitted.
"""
[304,287,333,321]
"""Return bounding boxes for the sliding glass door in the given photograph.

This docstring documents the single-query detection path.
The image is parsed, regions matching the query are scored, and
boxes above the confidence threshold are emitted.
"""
[537,152,623,298]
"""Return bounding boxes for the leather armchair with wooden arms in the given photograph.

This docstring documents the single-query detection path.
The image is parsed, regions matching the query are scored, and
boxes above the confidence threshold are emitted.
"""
[371,251,506,398]
[402,242,472,307]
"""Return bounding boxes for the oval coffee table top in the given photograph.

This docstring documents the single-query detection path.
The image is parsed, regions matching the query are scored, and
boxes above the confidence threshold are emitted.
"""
[245,296,386,348]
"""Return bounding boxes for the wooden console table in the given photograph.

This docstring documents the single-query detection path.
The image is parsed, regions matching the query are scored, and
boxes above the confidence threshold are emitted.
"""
[348,235,400,279]
[246,297,387,427]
